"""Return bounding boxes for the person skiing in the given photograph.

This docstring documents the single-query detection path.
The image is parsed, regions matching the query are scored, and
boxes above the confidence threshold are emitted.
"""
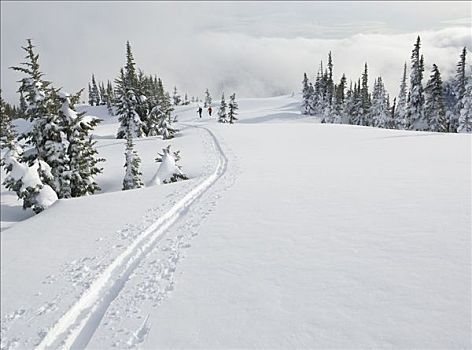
[198,106,203,118]
[208,106,212,117]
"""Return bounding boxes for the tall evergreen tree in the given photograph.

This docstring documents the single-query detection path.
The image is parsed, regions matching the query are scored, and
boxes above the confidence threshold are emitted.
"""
[172,86,181,106]
[360,62,371,125]
[395,63,408,129]
[228,93,238,124]
[451,47,467,132]
[457,69,472,133]
[301,72,311,115]
[90,74,100,106]
[332,74,346,123]
[58,92,103,197]
[218,93,228,123]
[116,68,144,138]
[204,88,212,108]
[407,36,426,130]
[370,77,390,128]
[122,130,143,190]
[425,64,447,132]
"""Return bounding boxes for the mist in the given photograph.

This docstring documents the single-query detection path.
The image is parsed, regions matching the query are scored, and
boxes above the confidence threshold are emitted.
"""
[1,1,470,104]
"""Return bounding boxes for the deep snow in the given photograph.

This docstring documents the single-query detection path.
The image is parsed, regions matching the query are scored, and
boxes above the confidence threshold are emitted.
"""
[1,95,471,349]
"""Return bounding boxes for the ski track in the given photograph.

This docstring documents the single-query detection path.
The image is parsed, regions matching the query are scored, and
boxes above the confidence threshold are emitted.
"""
[30,123,231,349]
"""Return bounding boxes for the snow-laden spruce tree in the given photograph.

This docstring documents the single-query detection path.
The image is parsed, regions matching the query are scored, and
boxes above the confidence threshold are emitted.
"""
[457,69,472,133]
[218,93,228,123]
[151,145,188,185]
[10,40,70,195]
[3,155,57,213]
[407,36,426,130]
[343,81,355,124]
[58,92,103,197]
[116,68,144,139]
[122,130,143,190]
[332,74,346,123]
[371,77,390,128]
[0,90,17,151]
[90,74,100,106]
[157,112,177,139]
[425,64,448,132]
[451,47,468,132]
[301,73,311,115]
[360,63,371,126]
[394,63,408,130]
[204,89,212,108]
[172,86,181,106]
[106,80,115,115]
[228,93,238,124]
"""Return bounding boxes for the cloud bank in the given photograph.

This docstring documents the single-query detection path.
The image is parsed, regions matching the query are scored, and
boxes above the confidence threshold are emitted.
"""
[1,2,470,104]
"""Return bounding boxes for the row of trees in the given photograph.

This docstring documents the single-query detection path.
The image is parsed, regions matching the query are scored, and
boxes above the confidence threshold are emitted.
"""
[301,37,471,133]
[1,40,103,213]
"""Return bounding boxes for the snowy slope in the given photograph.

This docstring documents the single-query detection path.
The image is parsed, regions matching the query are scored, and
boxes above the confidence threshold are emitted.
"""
[1,95,471,349]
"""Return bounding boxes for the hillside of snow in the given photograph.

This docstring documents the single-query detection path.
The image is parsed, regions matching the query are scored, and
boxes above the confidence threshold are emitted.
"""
[1,95,471,349]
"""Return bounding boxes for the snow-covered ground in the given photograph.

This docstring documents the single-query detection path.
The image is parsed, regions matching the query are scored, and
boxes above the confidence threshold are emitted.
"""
[1,95,471,349]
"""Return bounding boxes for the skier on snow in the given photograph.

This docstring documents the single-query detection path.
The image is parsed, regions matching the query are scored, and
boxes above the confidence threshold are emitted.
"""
[208,106,212,117]
[198,106,203,118]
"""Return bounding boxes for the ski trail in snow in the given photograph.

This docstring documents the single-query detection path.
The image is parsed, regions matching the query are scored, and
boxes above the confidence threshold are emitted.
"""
[35,125,228,350]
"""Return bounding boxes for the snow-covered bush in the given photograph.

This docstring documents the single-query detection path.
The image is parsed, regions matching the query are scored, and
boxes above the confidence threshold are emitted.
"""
[151,145,188,185]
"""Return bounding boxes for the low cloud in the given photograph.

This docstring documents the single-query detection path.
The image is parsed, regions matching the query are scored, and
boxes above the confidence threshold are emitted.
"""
[1,1,470,104]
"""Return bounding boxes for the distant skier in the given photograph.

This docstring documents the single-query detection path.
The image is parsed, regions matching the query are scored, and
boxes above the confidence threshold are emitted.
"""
[208,106,212,117]
[198,106,203,118]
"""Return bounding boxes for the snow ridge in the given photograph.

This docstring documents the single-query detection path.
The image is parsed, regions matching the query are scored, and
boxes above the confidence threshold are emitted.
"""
[35,124,228,350]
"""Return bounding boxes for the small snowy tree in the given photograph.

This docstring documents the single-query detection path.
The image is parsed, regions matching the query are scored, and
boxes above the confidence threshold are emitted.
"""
[451,47,467,132]
[394,63,408,129]
[204,88,212,108]
[371,77,390,128]
[301,73,311,115]
[425,64,447,132]
[218,93,228,123]
[116,68,144,139]
[122,131,143,190]
[172,86,181,106]
[457,69,472,133]
[151,145,188,185]
[90,74,100,106]
[58,92,103,197]
[228,93,238,124]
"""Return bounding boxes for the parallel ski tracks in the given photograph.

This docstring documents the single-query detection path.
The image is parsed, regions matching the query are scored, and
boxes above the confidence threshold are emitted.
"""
[36,124,228,350]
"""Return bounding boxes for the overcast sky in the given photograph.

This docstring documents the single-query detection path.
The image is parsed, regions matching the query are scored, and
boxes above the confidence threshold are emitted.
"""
[1,1,471,104]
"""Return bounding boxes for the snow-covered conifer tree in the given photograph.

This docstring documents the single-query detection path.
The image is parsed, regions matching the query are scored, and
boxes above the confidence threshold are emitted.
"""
[301,73,311,115]
[151,145,188,185]
[58,92,103,197]
[407,36,426,130]
[332,74,346,123]
[370,77,390,128]
[451,47,468,132]
[204,89,212,108]
[116,68,144,139]
[457,69,472,133]
[218,93,227,123]
[425,64,447,132]
[228,93,238,124]
[360,63,371,126]
[172,86,181,106]
[90,74,100,106]
[394,63,408,129]
[122,130,143,190]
